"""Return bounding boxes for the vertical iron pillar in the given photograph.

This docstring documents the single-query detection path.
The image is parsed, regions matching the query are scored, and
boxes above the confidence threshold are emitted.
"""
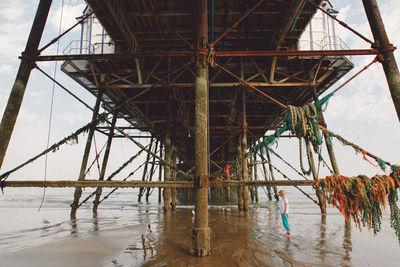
[241,89,250,212]
[171,146,178,210]
[93,111,118,217]
[192,0,211,257]
[0,0,52,170]
[320,113,340,175]
[163,133,172,212]
[305,139,326,213]
[71,90,103,219]
[363,0,400,122]
[266,150,279,201]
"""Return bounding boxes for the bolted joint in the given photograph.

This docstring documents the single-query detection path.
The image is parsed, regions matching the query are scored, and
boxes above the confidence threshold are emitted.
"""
[194,174,209,188]
[19,52,38,70]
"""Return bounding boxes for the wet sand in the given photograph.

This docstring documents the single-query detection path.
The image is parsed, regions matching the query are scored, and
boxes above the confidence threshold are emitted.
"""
[1,201,399,266]
[1,224,147,267]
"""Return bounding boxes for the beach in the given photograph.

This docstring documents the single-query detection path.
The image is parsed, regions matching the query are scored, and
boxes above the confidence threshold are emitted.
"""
[1,187,399,266]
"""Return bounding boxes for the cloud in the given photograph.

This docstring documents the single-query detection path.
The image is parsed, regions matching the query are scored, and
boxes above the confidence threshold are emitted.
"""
[18,107,38,124]
[0,64,13,75]
[60,112,88,124]
[48,2,86,33]
[0,0,37,60]
[0,0,32,21]
[30,91,45,97]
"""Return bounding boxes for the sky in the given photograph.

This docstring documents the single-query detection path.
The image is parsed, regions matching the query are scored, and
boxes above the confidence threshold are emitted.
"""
[0,0,399,182]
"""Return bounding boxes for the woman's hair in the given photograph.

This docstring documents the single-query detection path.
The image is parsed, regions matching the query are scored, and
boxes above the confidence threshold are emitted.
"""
[279,189,286,196]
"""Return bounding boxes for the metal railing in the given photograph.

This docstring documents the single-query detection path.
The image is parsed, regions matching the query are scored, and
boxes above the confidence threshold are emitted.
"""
[63,40,115,55]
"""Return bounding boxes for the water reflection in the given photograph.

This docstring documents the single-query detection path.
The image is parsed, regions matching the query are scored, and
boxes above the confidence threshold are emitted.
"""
[92,217,99,232]
[318,214,327,263]
[343,220,352,266]
[70,219,77,237]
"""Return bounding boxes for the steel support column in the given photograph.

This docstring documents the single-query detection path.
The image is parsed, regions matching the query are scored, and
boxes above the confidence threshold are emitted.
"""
[0,0,52,170]
[237,138,244,214]
[241,89,250,212]
[305,139,326,213]
[253,151,259,202]
[93,111,118,217]
[163,134,172,212]
[171,146,178,210]
[265,150,279,201]
[138,137,154,202]
[192,0,211,257]
[71,90,104,219]
[362,0,400,122]
[320,113,340,175]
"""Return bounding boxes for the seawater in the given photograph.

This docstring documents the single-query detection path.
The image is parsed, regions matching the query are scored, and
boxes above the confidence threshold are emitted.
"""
[1,186,400,266]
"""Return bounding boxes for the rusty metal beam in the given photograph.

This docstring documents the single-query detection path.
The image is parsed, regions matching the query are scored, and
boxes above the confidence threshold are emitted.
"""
[104,82,317,89]
[2,179,315,188]
[103,0,139,51]
[35,49,378,61]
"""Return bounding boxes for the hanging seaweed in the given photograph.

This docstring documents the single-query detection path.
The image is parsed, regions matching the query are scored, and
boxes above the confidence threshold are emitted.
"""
[0,113,108,182]
[315,167,400,245]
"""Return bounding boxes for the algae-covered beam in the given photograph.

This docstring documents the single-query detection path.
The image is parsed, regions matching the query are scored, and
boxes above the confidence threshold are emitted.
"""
[93,111,118,217]
[71,90,103,219]
[0,0,52,170]
[2,179,316,188]
[305,139,326,213]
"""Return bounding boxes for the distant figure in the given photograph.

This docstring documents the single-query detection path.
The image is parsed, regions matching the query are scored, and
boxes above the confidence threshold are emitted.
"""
[279,190,290,239]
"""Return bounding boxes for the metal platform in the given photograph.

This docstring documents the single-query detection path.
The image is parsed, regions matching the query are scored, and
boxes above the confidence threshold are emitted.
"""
[60,0,354,164]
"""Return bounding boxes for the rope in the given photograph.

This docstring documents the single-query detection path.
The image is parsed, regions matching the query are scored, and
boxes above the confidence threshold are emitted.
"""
[265,147,310,180]
[267,161,319,205]
[39,0,65,211]
[299,137,312,175]
[288,102,323,151]
[315,146,334,174]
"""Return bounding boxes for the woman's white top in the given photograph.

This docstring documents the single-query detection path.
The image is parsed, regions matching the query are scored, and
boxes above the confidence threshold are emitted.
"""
[279,197,289,214]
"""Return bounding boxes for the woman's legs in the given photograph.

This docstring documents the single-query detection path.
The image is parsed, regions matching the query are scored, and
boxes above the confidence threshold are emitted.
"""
[281,213,290,234]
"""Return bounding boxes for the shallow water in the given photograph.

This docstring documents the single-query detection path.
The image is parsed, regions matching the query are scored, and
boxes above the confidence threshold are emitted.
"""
[1,187,400,266]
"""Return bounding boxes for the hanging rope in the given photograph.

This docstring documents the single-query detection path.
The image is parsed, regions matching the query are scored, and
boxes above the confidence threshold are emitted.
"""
[315,145,334,174]
[264,146,310,180]
[298,137,312,175]
[39,0,65,212]
[251,93,333,155]
[267,160,319,205]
